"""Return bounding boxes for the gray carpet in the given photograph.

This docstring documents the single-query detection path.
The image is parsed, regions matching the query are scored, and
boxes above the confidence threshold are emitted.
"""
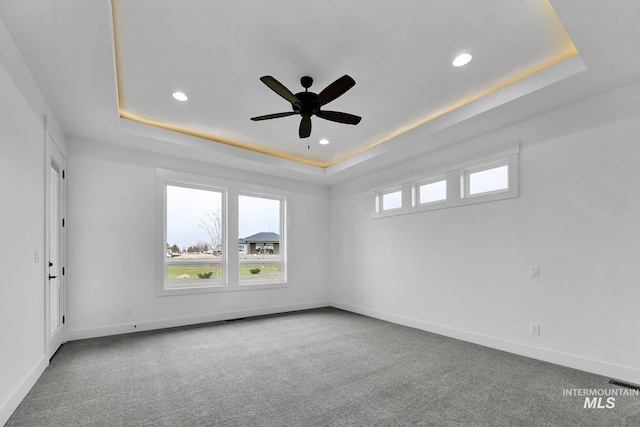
[6,308,640,426]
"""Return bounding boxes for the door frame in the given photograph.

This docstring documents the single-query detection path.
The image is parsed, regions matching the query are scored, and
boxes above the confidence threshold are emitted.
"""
[44,130,67,358]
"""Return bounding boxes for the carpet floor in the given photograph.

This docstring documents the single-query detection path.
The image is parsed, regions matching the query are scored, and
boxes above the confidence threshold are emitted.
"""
[6,308,640,426]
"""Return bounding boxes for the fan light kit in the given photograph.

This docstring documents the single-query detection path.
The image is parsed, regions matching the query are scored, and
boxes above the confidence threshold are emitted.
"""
[251,75,361,139]
[172,91,188,101]
[319,139,330,145]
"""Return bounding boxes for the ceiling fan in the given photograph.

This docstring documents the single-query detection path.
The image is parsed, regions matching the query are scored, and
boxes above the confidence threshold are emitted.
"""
[251,75,361,138]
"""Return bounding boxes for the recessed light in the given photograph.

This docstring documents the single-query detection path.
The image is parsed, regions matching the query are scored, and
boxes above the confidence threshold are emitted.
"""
[452,53,472,67]
[172,92,188,101]
[319,139,330,145]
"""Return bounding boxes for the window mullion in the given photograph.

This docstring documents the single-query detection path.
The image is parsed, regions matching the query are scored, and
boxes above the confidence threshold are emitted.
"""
[401,183,412,210]
[226,188,240,286]
[446,170,461,203]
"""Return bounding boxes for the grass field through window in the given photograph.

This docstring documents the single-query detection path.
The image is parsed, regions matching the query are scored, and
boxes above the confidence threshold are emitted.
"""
[166,265,280,278]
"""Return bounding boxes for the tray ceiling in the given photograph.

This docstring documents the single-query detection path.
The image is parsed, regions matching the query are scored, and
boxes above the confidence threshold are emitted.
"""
[111,0,579,168]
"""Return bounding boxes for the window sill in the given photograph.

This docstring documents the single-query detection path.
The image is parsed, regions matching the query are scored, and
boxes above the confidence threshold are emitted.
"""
[157,281,290,297]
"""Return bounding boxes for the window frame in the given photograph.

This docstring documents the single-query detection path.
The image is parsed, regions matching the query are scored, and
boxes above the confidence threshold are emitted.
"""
[156,169,289,296]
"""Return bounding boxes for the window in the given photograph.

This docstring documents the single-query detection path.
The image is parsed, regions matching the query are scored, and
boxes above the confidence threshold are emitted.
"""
[372,143,519,218]
[157,169,288,295]
[464,162,509,196]
[417,178,447,205]
[163,183,225,291]
[376,188,403,213]
[238,195,285,284]
[382,190,402,210]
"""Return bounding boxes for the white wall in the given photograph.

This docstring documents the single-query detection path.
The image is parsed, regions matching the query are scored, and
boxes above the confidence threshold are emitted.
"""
[0,17,68,425]
[65,139,331,339]
[0,55,47,426]
[329,98,640,383]
[0,26,64,425]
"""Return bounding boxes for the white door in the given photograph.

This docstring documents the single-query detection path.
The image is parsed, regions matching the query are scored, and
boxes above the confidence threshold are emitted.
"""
[47,136,66,358]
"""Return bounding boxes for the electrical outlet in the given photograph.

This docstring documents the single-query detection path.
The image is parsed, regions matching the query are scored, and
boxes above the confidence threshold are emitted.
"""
[125,306,133,315]
[530,323,540,335]
[530,266,540,278]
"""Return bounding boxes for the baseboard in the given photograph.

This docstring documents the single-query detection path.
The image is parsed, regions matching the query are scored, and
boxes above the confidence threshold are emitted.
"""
[66,300,331,341]
[0,355,47,426]
[330,301,640,385]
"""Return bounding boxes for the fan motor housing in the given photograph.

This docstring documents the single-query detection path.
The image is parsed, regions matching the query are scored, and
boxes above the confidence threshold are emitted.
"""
[293,92,320,117]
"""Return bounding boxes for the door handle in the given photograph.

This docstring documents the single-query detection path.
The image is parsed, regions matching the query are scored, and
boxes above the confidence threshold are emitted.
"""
[48,275,58,280]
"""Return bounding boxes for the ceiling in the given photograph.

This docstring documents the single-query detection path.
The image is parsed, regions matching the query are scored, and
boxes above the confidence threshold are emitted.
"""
[1,1,639,185]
